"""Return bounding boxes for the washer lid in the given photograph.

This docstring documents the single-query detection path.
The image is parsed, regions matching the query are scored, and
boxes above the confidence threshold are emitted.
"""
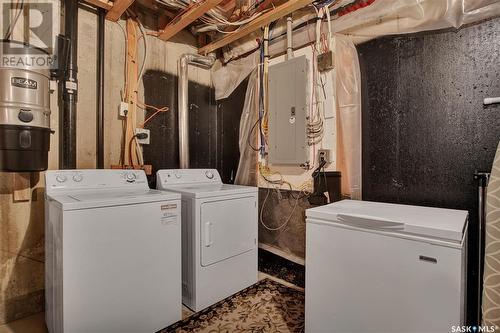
[163,184,257,198]
[306,200,468,242]
[48,189,180,210]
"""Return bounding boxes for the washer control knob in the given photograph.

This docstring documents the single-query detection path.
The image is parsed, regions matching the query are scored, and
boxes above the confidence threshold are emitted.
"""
[205,170,214,179]
[125,172,137,183]
[174,172,181,179]
[56,174,67,183]
[72,174,83,182]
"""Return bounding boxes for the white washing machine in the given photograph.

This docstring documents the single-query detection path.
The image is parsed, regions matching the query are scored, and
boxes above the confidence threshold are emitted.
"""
[156,169,258,312]
[45,169,182,333]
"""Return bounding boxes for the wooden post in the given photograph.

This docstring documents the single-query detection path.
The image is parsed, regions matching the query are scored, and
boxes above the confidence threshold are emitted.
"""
[124,18,139,166]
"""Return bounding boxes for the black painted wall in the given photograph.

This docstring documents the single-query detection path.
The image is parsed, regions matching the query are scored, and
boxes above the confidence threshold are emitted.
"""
[358,18,500,324]
[142,70,246,186]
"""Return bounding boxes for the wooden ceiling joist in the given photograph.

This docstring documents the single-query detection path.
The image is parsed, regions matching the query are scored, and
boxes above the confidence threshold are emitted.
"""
[84,0,113,10]
[158,0,225,41]
[106,0,136,21]
[198,0,313,54]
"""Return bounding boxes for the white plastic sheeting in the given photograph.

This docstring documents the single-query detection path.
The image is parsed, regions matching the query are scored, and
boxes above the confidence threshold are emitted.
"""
[331,0,500,43]
[234,70,260,185]
[213,50,260,100]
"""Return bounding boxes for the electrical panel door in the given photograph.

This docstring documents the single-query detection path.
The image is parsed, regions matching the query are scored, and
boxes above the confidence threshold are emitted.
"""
[268,56,309,165]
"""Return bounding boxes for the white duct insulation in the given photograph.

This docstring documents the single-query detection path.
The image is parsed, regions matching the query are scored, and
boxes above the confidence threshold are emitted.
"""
[213,0,500,198]
[212,51,260,100]
[482,142,500,327]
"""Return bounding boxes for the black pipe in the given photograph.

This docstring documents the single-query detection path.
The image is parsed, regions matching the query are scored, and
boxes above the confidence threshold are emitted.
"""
[59,0,78,169]
[96,8,105,168]
[474,172,491,324]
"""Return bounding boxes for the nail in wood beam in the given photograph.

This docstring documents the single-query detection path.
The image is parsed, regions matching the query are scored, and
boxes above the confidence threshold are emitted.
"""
[158,0,224,41]
[198,0,313,54]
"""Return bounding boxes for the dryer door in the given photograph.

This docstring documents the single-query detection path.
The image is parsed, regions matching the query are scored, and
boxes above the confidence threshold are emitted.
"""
[200,196,257,267]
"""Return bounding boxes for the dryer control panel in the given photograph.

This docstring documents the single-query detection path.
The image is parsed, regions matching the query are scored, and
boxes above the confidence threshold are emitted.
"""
[46,169,148,193]
[157,169,222,187]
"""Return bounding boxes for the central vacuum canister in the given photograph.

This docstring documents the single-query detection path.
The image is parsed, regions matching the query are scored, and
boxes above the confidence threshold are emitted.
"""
[0,40,51,171]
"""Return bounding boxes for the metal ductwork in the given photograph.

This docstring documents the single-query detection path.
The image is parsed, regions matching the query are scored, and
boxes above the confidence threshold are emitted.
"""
[178,53,215,168]
[0,40,51,171]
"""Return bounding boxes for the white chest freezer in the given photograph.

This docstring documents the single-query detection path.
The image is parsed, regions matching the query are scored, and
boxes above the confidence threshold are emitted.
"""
[305,200,468,333]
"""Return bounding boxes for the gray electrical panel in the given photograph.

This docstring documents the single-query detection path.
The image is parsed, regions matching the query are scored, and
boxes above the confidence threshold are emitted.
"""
[268,55,309,165]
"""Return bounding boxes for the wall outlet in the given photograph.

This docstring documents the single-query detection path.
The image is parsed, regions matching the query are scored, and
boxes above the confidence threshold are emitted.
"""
[119,102,128,117]
[135,128,150,145]
[318,149,331,164]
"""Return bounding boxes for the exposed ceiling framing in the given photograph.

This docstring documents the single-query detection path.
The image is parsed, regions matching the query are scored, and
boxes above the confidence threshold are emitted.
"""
[82,0,324,54]
[158,0,225,41]
[199,0,314,54]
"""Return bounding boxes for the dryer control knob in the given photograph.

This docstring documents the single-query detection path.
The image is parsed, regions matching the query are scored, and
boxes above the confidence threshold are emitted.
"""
[56,174,67,183]
[125,172,137,182]
[174,172,181,179]
[205,170,214,179]
[72,174,83,182]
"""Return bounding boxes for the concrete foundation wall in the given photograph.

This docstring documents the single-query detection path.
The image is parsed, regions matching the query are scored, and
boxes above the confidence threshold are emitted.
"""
[0,7,210,324]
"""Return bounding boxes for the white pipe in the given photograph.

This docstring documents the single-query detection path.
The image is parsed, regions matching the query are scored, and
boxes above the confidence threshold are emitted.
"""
[286,16,293,60]
[325,5,332,50]
[315,8,324,52]
[484,97,500,105]
[178,53,216,168]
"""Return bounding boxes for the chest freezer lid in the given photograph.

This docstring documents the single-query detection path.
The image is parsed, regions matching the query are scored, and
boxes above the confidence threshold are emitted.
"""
[306,200,468,242]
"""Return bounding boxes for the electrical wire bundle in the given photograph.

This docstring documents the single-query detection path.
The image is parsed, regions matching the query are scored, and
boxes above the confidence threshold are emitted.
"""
[258,163,312,231]
[313,0,339,9]
[156,0,265,34]
[306,7,329,146]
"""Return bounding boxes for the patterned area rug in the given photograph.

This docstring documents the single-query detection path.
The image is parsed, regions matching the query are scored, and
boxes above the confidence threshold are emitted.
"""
[159,279,304,333]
